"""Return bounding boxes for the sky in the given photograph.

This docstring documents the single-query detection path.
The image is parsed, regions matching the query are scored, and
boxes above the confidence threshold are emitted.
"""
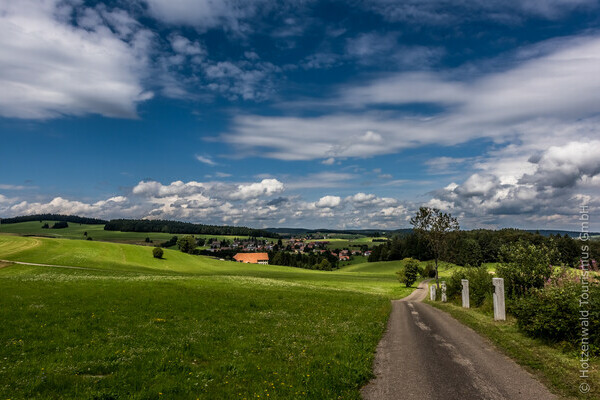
[1,0,599,230]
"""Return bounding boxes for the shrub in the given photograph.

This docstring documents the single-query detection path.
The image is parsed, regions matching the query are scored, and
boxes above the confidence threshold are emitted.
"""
[396,258,419,287]
[497,241,554,299]
[152,247,164,259]
[50,221,68,229]
[512,272,599,352]
[421,262,436,278]
[160,236,178,248]
[446,267,493,307]
[177,235,197,254]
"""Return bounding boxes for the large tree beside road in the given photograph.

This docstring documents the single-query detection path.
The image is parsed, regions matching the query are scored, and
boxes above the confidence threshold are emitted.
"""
[410,207,459,289]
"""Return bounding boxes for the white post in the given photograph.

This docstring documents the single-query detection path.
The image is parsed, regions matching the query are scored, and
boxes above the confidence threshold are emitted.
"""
[492,278,505,321]
[429,284,436,301]
[461,279,470,308]
[441,281,447,302]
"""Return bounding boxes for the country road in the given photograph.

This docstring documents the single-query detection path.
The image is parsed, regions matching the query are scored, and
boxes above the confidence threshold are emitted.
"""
[361,280,558,400]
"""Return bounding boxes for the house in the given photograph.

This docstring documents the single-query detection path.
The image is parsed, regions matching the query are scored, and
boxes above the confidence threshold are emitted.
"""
[233,252,269,265]
[339,255,350,261]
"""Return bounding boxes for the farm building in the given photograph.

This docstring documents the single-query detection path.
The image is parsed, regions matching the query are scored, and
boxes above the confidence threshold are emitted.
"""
[233,252,269,265]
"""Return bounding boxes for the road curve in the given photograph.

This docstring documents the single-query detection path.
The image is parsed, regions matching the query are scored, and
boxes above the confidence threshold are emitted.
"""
[361,280,557,400]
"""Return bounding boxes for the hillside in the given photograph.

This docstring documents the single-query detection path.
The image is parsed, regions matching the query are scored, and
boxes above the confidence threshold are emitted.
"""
[0,233,420,399]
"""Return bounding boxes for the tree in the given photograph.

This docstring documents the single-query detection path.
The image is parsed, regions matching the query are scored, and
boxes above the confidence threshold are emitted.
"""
[177,235,197,254]
[397,258,419,287]
[410,207,459,289]
[496,241,554,299]
[153,247,164,259]
[317,259,332,271]
[51,221,69,229]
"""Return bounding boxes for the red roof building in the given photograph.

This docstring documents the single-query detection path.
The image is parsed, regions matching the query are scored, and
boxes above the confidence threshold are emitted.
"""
[233,253,269,265]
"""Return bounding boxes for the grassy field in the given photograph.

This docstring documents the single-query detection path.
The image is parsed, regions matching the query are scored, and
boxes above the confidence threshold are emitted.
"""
[0,221,272,245]
[0,235,416,399]
[319,238,387,250]
[427,300,599,399]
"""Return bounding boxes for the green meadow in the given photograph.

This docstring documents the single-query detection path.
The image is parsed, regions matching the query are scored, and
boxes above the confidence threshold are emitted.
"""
[0,221,271,245]
[0,235,415,399]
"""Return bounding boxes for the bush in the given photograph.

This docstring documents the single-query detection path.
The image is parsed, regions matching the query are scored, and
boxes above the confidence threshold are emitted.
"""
[160,236,178,248]
[512,273,599,352]
[396,258,419,287]
[497,241,554,299]
[51,221,69,229]
[421,262,436,278]
[177,235,197,254]
[446,267,493,307]
[153,247,164,259]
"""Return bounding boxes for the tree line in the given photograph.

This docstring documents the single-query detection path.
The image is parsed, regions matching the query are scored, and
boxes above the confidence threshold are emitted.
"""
[0,214,107,225]
[369,228,599,268]
[104,219,279,238]
[268,251,339,271]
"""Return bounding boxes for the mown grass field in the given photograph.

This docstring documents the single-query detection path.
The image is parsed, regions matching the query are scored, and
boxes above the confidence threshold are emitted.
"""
[0,235,416,399]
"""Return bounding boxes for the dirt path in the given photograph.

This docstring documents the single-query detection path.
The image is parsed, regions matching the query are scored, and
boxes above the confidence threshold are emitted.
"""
[361,280,557,400]
[0,259,102,271]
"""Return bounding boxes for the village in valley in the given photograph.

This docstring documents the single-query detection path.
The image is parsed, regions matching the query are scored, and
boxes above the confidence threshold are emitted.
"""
[204,236,374,264]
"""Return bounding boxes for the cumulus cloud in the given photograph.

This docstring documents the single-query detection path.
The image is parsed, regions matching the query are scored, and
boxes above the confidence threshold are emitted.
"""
[427,140,600,228]
[6,196,135,218]
[230,179,285,200]
[1,177,416,229]
[315,195,341,208]
[0,0,153,119]
[519,141,600,189]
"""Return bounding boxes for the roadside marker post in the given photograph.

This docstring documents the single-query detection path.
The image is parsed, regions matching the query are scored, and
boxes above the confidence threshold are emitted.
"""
[441,281,447,302]
[429,284,436,301]
[461,279,470,308]
[492,278,506,321]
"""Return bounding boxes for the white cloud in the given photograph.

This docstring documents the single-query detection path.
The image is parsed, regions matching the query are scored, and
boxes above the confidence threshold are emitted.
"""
[7,196,135,218]
[0,184,28,190]
[223,34,600,161]
[365,0,597,25]
[196,155,217,166]
[143,0,267,32]
[169,34,205,56]
[427,140,600,228]
[230,179,284,200]
[0,0,153,119]
[315,195,341,208]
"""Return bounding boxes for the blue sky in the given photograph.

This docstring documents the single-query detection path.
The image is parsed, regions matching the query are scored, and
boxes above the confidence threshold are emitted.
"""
[1,0,600,230]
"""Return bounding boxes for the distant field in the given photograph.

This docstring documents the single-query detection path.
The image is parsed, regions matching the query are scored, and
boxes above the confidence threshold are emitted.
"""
[0,234,416,399]
[0,221,270,245]
[316,237,387,250]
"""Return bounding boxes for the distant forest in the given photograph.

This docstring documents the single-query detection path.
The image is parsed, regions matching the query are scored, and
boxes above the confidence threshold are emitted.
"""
[104,219,279,238]
[0,214,107,225]
[368,228,600,267]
